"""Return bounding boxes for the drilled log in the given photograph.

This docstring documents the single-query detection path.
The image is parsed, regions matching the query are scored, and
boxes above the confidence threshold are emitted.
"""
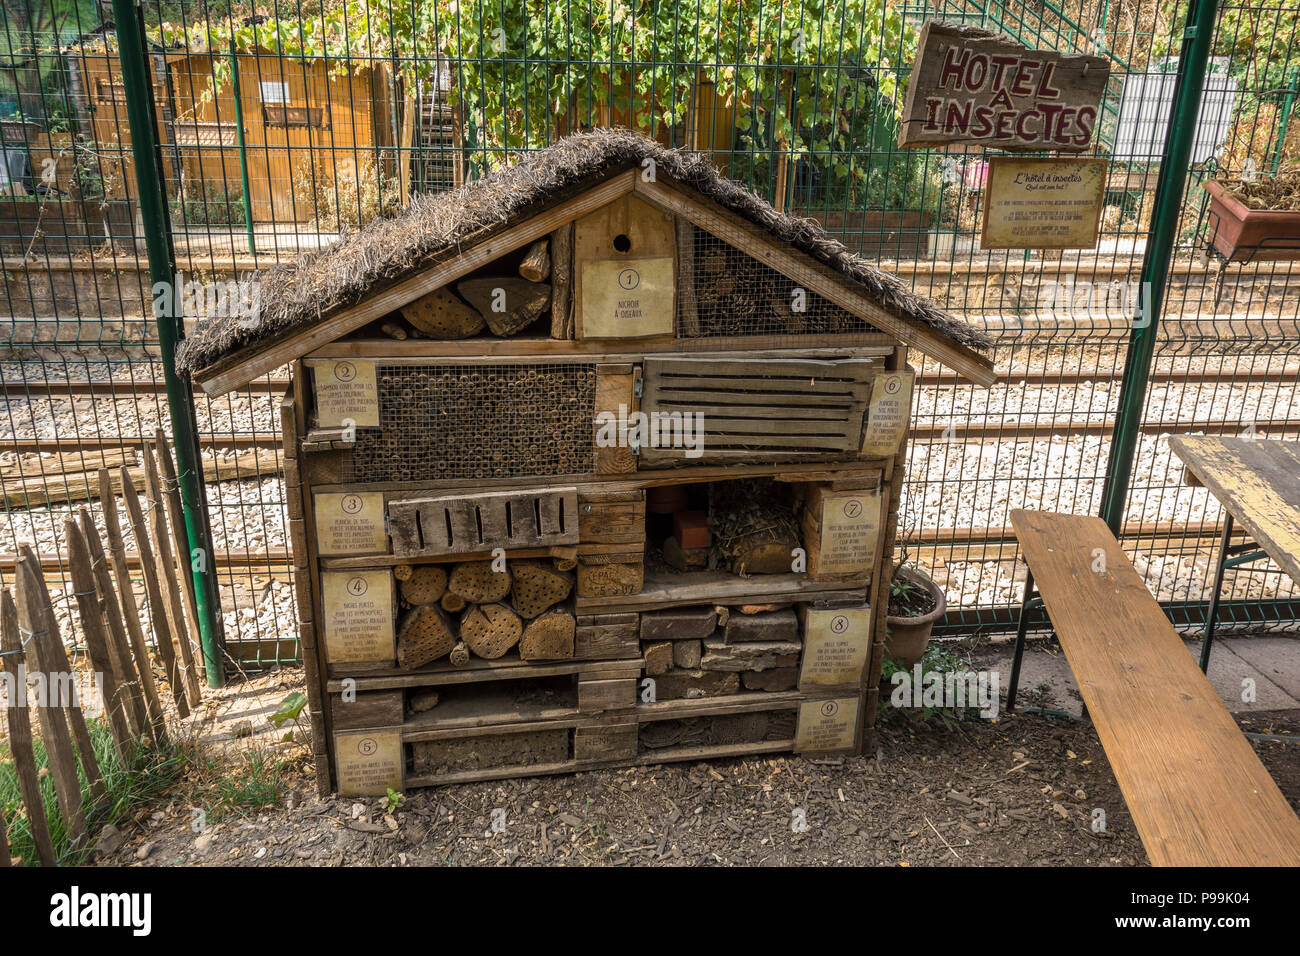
[449,561,512,604]
[459,602,523,659]
[518,610,576,661]
[399,565,448,606]
[510,559,573,619]
[396,605,456,669]
[400,286,485,339]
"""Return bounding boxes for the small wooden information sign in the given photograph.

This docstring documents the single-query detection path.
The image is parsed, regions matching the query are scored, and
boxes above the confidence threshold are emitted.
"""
[981,157,1108,249]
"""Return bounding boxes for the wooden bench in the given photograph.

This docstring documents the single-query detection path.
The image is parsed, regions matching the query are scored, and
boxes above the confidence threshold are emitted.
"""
[1008,509,1300,867]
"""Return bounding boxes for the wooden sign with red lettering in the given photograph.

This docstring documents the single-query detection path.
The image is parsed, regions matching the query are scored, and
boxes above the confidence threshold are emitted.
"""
[899,21,1110,152]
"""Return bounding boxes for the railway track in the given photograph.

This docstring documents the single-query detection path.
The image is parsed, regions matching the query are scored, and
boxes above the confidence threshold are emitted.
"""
[0,379,291,398]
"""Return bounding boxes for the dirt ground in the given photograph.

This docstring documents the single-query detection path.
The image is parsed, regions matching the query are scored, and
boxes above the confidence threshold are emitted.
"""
[89,668,1300,867]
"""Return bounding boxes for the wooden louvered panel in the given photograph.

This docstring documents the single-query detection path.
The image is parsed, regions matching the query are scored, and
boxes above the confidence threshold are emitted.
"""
[388,487,579,557]
[639,356,880,465]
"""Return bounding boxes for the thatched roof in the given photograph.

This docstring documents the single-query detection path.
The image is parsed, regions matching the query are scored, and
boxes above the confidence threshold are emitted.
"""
[176,129,991,377]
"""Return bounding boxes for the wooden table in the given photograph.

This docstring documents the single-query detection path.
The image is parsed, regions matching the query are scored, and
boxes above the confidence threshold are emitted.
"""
[1168,436,1300,670]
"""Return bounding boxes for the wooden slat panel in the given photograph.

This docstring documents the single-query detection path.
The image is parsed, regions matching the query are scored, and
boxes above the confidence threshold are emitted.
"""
[1011,509,1300,867]
[640,355,878,465]
[388,487,579,557]
[642,401,864,421]
[677,417,857,436]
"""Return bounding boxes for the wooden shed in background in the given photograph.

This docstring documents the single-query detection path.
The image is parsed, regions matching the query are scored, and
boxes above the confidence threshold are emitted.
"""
[65,32,405,224]
[64,37,170,202]
[177,130,995,796]
[165,49,401,224]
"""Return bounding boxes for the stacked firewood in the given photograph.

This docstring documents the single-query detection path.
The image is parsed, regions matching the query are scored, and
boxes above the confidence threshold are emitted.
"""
[393,558,576,669]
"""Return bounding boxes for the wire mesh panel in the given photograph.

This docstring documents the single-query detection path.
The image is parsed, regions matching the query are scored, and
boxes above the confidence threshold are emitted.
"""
[1123,1,1300,632]
[0,11,301,669]
[681,225,862,336]
[896,0,1300,635]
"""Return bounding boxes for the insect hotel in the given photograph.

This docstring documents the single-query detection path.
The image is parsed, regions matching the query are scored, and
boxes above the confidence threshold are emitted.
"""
[177,130,995,796]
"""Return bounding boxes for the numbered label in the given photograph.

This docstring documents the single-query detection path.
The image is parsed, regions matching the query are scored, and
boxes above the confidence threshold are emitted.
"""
[308,358,379,429]
[335,730,403,797]
[321,569,395,664]
[794,697,860,752]
[800,606,872,687]
[862,370,914,457]
[315,492,388,556]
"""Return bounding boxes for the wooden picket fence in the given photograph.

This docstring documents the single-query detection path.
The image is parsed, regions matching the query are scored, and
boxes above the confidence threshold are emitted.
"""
[0,430,205,866]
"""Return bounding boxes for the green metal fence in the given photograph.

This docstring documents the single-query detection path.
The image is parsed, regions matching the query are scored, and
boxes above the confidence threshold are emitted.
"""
[1,0,1298,674]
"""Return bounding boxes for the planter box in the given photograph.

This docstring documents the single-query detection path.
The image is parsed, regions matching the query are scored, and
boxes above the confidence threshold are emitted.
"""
[0,198,91,252]
[1204,179,1300,262]
[0,120,42,145]
[795,208,932,259]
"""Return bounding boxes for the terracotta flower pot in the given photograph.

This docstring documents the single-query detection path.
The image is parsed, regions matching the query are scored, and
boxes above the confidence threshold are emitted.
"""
[1204,179,1300,262]
[884,566,947,668]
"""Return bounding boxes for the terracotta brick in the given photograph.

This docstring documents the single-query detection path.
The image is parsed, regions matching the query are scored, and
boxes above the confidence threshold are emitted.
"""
[672,509,710,549]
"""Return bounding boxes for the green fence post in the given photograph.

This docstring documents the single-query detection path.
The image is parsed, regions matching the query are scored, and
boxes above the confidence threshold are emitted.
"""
[1100,0,1220,534]
[228,46,257,254]
[111,0,227,687]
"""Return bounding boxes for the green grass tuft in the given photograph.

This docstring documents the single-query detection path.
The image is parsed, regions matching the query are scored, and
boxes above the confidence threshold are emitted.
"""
[0,718,188,866]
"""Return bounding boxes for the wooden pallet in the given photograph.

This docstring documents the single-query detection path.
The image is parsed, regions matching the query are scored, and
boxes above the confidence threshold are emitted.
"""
[388,486,579,557]
[634,690,863,764]
[330,657,641,793]
[638,355,880,464]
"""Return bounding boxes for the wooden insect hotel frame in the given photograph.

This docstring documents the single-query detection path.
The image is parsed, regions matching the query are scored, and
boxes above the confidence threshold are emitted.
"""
[178,130,995,795]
